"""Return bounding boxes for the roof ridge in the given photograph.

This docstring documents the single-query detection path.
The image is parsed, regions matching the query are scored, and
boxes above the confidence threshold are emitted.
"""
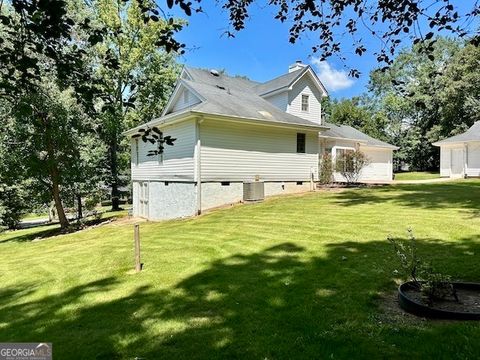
[254,66,308,95]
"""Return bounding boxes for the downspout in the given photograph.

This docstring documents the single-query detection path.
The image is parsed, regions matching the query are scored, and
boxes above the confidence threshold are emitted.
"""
[195,117,203,214]
[464,143,468,178]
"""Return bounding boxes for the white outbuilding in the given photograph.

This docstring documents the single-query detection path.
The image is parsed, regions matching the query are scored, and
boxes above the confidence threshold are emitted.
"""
[433,121,480,178]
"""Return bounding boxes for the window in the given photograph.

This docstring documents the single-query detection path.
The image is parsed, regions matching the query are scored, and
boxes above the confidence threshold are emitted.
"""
[183,89,189,104]
[221,182,230,186]
[301,94,309,112]
[296,181,303,185]
[297,133,306,153]
[335,148,355,172]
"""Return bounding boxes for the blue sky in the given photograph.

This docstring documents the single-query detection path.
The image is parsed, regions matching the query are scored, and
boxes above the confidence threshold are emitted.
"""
[168,1,477,99]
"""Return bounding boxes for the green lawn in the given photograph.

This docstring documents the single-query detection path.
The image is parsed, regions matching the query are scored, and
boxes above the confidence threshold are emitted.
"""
[394,171,440,181]
[1,181,480,359]
[21,212,49,221]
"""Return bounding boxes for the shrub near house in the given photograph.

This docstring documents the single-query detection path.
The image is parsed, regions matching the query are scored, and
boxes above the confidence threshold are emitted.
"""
[335,151,370,184]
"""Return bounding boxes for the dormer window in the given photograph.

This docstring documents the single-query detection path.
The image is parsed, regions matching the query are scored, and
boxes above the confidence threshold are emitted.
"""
[301,94,309,112]
[183,90,189,104]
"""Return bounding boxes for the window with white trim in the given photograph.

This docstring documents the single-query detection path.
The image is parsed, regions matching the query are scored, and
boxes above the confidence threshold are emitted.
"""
[335,148,355,172]
[301,94,309,112]
[297,133,306,153]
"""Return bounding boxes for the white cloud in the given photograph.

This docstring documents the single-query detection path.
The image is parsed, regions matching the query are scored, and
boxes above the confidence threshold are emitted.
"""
[310,58,355,92]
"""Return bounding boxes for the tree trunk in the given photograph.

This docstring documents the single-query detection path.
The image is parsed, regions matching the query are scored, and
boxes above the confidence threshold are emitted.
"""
[110,134,121,211]
[51,171,69,229]
[77,193,83,219]
[43,113,69,229]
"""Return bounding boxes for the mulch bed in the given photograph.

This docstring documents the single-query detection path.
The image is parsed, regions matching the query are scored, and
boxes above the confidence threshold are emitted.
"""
[404,287,480,313]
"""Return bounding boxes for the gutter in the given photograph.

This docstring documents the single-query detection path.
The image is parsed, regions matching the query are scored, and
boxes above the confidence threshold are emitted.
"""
[122,110,196,136]
[319,134,398,150]
[190,111,328,131]
[124,109,327,137]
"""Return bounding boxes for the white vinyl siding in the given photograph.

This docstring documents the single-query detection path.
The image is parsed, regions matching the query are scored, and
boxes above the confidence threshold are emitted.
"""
[263,91,288,111]
[131,119,196,181]
[439,142,480,178]
[467,142,480,177]
[287,75,322,125]
[359,146,393,181]
[200,119,318,182]
[172,88,201,112]
[321,139,393,182]
[440,147,451,177]
[450,146,465,178]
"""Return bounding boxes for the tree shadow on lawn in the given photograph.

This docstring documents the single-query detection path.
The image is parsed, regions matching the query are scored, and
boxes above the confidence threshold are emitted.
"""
[332,182,480,211]
[1,239,480,359]
[0,216,119,244]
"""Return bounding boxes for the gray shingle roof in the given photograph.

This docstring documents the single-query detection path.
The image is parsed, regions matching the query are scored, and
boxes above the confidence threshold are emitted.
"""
[126,65,395,152]
[185,67,260,90]
[178,67,324,129]
[321,122,398,149]
[433,121,480,145]
[253,67,307,95]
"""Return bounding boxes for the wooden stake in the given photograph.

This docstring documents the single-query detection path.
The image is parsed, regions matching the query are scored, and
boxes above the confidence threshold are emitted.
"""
[134,224,141,272]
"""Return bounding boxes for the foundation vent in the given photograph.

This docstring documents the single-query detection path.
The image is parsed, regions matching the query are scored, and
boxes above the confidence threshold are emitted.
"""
[243,181,265,202]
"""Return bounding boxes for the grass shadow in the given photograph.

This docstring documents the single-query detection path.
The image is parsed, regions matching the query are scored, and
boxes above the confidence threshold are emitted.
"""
[0,214,123,244]
[332,181,480,211]
[1,237,480,359]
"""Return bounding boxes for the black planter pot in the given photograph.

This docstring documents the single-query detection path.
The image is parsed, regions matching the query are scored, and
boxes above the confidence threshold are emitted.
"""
[398,281,480,320]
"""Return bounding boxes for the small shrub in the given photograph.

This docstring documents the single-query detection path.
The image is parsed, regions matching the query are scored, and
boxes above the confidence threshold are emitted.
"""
[84,192,102,211]
[336,150,369,184]
[0,184,27,230]
[388,228,458,305]
[319,153,334,184]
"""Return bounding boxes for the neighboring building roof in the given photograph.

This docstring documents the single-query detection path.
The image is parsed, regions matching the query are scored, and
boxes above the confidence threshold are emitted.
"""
[320,122,399,150]
[432,121,480,146]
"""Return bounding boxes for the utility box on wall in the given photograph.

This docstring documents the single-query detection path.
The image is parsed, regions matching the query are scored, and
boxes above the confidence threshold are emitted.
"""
[243,181,265,202]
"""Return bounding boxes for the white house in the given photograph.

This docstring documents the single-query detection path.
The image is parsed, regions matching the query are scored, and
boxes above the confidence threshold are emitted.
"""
[433,121,480,178]
[125,62,397,220]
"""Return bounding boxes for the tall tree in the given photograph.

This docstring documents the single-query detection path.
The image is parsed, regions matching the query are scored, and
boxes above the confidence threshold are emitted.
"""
[368,38,479,170]
[92,0,180,210]
[3,80,104,229]
[0,0,105,229]
[323,96,390,142]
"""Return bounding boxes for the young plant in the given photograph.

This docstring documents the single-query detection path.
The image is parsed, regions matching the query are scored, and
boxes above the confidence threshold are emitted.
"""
[319,153,334,184]
[388,228,458,306]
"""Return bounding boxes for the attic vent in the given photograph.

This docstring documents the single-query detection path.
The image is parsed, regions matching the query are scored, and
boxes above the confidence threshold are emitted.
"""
[210,69,220,77]
[216,85,226,90]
